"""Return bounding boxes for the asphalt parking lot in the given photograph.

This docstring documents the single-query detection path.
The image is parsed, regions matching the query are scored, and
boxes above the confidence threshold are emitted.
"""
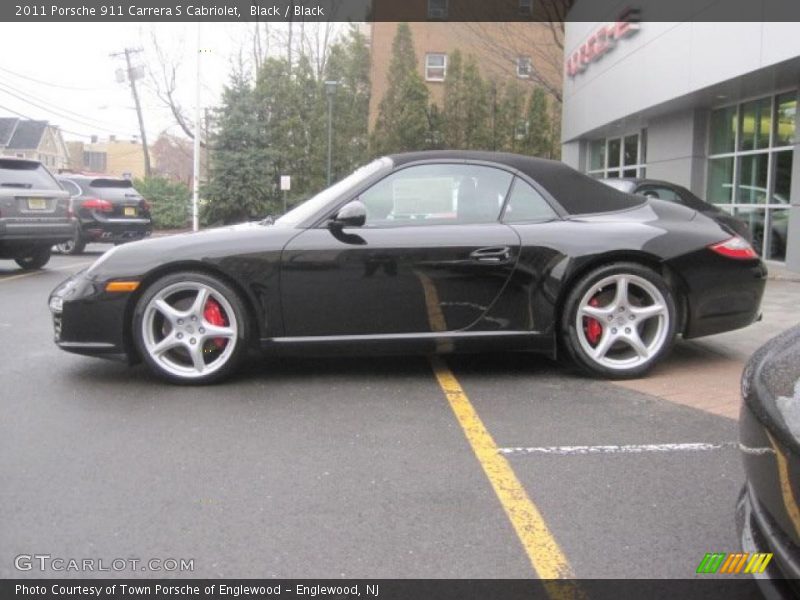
[1,247,797,579]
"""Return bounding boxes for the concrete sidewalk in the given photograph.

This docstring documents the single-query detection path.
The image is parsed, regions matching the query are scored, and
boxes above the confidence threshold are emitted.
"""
[616,278,800,418]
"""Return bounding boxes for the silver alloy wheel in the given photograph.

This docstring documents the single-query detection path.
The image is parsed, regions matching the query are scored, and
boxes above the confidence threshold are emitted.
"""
[141,281,238,379]
[575,273,670,371]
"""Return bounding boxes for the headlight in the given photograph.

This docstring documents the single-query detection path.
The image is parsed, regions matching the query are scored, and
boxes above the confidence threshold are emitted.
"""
[49,295,64,313]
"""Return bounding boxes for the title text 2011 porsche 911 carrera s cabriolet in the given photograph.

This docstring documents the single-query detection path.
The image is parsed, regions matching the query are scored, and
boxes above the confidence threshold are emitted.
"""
[49,151,767,384]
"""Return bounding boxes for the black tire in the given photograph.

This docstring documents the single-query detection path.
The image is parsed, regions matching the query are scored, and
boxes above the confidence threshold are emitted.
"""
[560,262,677,379]
[15,246,51,270]
[56,229,86,255]
[132,271,250,385]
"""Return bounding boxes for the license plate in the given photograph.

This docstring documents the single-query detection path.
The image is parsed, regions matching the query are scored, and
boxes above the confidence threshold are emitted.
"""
[27,198,47,210]
[124,207,137,217]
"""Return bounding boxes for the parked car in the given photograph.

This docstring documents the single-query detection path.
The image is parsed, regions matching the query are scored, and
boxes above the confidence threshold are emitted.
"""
[738,325,800,597]
[55,174,152,255]
[50,151,766,384]
[601,178,753,242]
[0,157,73,270]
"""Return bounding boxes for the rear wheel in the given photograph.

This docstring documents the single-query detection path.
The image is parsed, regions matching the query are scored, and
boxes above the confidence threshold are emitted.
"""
[15,246,51,270]
[560,262,677,379]
[133,272,250,384]
[56,230,86,255]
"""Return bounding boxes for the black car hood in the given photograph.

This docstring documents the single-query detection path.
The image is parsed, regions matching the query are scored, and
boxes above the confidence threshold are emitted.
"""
[86,221,300,280]
[743,325,800,454]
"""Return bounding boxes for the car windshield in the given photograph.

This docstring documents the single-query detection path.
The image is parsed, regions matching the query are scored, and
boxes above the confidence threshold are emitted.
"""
[600,179,636,193]
[274,157,393,227]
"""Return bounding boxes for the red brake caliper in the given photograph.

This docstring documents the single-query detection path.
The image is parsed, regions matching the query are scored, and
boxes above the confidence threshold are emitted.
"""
[203,298,228,349]
[583,297,603,346]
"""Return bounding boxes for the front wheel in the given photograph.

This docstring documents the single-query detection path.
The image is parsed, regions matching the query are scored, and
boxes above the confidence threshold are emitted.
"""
[132,272,250,384]
[15,246,51,270]
[560,263,677,379]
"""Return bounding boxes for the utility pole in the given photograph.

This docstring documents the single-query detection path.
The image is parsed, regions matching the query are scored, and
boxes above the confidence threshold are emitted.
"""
[192,23,201,232]
[325,81,339,186]
[111,47,151,178]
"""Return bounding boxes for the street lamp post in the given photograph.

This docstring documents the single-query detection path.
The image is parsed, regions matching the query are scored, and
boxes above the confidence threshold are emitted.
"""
[325,81,339,187]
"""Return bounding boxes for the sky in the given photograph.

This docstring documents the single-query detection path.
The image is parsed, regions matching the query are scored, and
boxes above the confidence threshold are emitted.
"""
[0,22,268,143]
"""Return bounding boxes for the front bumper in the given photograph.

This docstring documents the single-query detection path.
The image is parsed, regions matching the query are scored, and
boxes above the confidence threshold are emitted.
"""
[49,270,135,362]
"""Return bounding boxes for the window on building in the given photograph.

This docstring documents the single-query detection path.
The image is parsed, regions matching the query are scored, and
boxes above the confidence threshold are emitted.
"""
[425,53,447,82]
[427,0,448,19]
[519,0,533,15]
[516,56,532,79]
[707,91,797,262]
[586,131,647,179]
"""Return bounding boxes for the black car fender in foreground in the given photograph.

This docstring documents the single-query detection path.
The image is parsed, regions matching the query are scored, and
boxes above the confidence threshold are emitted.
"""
[738,325,800,598]
[50,151,767,384]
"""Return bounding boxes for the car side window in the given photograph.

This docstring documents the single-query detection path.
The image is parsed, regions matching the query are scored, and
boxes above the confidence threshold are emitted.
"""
[502,178,557,223]
[638,185,681,203]
[358,163,513,227]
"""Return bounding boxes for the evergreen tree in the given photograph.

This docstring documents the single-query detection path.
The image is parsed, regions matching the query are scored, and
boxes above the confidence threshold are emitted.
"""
[202,72,274,225]
[520,86,552,158]
[325,25,371,182]
[371,23,431,155]
[442,51,491,150]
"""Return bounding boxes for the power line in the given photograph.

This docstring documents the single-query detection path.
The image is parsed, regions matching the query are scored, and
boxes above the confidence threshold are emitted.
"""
[0,77,131,132]
[0,81,133,137]
[0,64,108,92]
[0,102,100,139]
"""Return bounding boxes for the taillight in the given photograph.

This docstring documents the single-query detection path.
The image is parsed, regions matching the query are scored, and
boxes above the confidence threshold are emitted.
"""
[708,236,758,260]
[82,198,113,212]
[142,199,152,211]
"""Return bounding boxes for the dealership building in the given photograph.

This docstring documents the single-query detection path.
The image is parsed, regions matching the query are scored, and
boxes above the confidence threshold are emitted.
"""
[561,21,800,271]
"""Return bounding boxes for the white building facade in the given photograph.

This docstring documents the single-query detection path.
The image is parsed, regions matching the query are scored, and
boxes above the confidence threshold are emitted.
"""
[561,20,800,271]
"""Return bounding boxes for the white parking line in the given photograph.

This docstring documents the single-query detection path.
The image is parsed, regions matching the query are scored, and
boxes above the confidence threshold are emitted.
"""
[498,442,774,456]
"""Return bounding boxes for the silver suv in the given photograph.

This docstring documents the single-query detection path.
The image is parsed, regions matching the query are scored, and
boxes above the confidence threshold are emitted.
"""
[0,158,74,269]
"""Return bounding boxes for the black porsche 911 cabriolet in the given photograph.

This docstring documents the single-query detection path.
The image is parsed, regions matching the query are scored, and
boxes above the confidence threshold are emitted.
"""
[49,151,767,384]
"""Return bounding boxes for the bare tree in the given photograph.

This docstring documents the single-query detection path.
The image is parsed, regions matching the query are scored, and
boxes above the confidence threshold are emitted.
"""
[145,29,209,146]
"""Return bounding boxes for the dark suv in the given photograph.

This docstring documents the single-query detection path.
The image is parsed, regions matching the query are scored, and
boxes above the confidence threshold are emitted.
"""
[0,158,74,269]
[56,175,152,255]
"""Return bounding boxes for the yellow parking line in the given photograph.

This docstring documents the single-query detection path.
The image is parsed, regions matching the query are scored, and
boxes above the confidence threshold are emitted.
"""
[430,357,582,596]
[0,261,93,284]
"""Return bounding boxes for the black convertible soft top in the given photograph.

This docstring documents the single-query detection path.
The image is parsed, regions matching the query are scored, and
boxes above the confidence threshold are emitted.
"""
[389,150,646,216]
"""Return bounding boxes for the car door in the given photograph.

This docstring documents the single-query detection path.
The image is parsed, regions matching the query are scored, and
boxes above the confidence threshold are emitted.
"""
[279,162,521,337]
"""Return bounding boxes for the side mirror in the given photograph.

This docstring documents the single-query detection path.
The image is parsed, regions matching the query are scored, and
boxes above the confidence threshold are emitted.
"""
[330,200,367,229]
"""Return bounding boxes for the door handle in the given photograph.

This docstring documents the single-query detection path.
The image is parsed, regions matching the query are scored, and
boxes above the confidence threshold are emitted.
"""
[470,246,512,263]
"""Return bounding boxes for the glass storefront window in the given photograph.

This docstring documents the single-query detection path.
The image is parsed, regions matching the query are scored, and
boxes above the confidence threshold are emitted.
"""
[589,140,605,171]
[710,105,737,154]
[707,157,734,203]
[607,139,621,169]
[739,97,772,152]
[737,153,769,203]
[775,92,797,147]
[765,208,789,261]
[774,150,793,204]
[623,135,638,167]
[587,131,646,179]
[709,91,796,260]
